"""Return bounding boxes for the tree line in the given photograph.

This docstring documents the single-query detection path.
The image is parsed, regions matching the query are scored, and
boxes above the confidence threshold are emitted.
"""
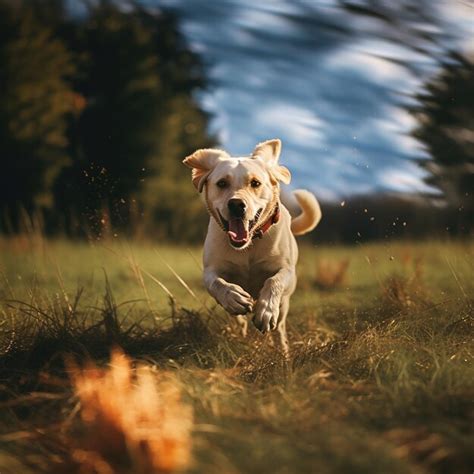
[0,0,214,240]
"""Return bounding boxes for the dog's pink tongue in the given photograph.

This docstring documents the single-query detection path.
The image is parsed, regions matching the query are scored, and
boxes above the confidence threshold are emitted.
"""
[228,218,248,242]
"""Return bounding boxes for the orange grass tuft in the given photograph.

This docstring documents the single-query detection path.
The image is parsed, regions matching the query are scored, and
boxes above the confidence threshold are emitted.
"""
[381,257,426,309]
[68,349,193,473]
[314,258,350,290]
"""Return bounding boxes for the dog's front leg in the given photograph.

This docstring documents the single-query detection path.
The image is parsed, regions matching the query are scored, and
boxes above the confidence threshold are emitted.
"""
[254,268,294,333]
[204,268,254,315]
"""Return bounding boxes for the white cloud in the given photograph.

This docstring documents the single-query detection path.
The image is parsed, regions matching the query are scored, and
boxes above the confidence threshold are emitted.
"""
[326,47,404,81]
[255,103,326,143]
[374,107,428,156]
[378,167,434,194]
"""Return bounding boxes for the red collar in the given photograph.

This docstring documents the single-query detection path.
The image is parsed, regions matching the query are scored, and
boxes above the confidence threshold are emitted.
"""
[253,204,280,240]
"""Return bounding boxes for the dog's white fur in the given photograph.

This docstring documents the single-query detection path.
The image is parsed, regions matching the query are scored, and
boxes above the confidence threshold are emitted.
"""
[183,139,321,355]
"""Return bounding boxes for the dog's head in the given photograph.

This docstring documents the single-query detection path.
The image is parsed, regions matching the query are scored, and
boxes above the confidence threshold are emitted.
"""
[183,139,291,250]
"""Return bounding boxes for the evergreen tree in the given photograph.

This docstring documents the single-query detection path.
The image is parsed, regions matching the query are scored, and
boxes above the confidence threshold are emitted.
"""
[411,53,474,233]
[0,1,75,221]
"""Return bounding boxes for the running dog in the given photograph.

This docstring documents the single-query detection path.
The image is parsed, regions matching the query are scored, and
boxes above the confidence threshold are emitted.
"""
[183,139,321,354]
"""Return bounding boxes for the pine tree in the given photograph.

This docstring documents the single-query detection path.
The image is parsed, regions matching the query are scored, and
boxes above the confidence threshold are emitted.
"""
[411,53,474,233]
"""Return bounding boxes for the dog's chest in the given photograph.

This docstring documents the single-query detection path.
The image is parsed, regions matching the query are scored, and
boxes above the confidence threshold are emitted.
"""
[219,250,281,298]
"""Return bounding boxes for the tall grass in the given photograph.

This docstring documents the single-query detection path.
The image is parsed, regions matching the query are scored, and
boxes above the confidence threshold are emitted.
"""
[0,237,472,473]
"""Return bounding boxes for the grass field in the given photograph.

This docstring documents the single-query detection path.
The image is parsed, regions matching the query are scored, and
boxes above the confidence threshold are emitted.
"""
[0,236,472,473]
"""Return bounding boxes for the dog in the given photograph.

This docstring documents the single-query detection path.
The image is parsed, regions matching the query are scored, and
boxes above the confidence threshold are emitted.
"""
[183,139,321,355]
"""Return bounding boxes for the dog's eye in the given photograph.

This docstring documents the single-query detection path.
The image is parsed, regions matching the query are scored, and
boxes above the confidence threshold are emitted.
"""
[216,179,228,189]
[250,179,261,188]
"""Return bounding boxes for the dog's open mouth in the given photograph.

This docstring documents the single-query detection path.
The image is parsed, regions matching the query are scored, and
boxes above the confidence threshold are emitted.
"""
[218,209,263,248]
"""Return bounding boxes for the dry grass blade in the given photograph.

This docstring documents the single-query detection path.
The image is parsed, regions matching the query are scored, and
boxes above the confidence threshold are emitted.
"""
[141,268,176,302]
[102,243,177,303]
[154,249,214,316]
[445,256,471,307]
[125,245,153,311]
[0,391,66,408]
[155,249,197,299]
[101,272,121,345]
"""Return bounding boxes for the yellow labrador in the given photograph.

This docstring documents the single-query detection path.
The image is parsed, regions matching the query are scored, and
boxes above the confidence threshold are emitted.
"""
[183,139,321,354]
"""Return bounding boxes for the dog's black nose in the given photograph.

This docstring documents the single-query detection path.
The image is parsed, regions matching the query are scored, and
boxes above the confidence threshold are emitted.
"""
[228,198,246,218]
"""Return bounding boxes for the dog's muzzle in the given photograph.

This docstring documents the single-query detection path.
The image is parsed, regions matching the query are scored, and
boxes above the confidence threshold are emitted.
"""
[227,198,247,219]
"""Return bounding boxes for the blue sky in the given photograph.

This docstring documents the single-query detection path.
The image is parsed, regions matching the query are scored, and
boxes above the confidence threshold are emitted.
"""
[73,0,474,200]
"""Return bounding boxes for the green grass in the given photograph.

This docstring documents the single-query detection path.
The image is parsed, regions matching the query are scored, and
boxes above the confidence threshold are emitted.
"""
[0,236,473,473]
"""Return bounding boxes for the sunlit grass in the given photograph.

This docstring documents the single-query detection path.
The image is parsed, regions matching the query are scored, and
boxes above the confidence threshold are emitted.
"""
[0,237,472,473]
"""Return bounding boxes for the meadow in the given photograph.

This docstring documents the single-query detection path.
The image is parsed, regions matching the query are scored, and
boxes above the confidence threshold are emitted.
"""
[0,236,472,473]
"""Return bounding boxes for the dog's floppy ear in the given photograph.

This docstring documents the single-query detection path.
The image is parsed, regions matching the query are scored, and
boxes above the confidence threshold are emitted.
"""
[183,149,228,192]
[251,139,291,184]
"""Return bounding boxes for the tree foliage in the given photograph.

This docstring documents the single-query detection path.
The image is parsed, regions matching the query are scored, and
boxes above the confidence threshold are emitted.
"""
[0,0,214,239]
[55,3,164,233]
[0,1,75,215]
[411,53,474,233]
[53,2,214,239]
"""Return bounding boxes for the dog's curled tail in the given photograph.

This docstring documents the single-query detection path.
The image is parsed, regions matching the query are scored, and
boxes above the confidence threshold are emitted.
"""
[290,189,322,236]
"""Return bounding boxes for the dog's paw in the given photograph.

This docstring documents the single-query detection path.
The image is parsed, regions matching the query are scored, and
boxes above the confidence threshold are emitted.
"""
[221,284,254,315]
[253,295,280,333]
